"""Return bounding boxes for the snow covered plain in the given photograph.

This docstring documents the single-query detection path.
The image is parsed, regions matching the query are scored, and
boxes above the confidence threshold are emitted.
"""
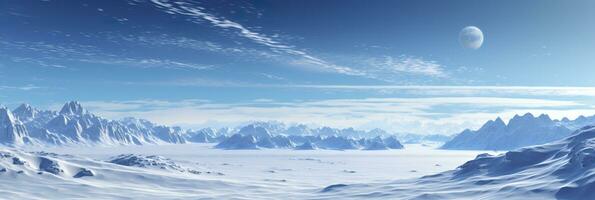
[3,144,488,199]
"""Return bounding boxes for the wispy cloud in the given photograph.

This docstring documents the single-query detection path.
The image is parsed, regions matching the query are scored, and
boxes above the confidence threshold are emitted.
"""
[258,73,286,81]
[280,85,595,97]
[10,57,67,69]
[76,58,213,70]
[116,33,281,62]
[365,55,447,77]
[1,40,212,71]
[0,84,41,91]
[78,96,591,135]
[126,77,595,98]
[149,0,364,76]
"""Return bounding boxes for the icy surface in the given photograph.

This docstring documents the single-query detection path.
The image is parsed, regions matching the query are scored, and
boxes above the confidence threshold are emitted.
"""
[7,144,481,199]
[317,126,595,200]
[6,126,595,199]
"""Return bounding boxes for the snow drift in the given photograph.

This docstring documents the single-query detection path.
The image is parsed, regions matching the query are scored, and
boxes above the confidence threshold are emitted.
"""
[317,126,595,200]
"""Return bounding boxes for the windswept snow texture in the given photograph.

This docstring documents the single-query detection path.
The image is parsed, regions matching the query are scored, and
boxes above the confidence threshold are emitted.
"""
[10,126,595,200]
[0,148,246,199]
[5,143,480,199]
[442,113,595,150]
[319,126,595,200]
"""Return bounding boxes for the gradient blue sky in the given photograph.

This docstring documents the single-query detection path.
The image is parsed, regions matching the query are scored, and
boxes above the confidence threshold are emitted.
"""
[2,0,595,134]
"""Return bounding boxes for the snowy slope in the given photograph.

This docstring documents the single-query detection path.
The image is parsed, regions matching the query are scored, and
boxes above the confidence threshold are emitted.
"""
[442,113,584,150]
[0,148,262,199]
[0,106,31,145]
[318,126,595,200]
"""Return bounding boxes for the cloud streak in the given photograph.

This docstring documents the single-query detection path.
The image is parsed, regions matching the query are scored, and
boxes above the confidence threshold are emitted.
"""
[1,39,212,71]
[149,0,364,76]
[0,84,41,91]
[77,96,591,135]
[366,55,447,77]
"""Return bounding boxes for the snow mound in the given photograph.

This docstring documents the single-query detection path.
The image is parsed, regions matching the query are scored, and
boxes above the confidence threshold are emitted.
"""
[107,154,218,175]
[317,126,595,200]
[0,149,94,178]
[0,147,250,199]
[108,154,185,172]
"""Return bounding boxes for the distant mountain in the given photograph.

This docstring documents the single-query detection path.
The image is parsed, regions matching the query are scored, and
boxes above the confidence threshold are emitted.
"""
[0,102,403,149]
[397,133,453,144]
[233,121,396,139]
[294,141,317,150]
[214,123,404,150]
[442,113,595,150]
[185,128,227,143]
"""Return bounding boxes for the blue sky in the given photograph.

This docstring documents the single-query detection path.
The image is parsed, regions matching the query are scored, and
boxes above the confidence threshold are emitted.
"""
[2,0,595,134]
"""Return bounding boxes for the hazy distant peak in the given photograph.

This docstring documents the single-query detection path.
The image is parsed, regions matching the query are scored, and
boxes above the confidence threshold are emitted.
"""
[59,101,87,116]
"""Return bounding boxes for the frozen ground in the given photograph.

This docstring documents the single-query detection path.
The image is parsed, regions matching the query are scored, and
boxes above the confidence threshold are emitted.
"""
[4,144,490,199]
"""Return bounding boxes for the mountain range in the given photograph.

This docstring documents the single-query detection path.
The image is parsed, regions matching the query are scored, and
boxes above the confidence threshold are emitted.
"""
[214,124,404,150]
[0,101,188,146]
[0,102,403,149]
[442,113,595,150]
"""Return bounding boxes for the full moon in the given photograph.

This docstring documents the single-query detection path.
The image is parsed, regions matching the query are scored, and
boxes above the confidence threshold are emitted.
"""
[459,26,484,49]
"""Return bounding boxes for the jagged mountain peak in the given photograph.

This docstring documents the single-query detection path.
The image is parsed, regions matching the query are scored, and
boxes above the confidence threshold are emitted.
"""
[443,112,584,150]
[478,117,506,131]
[537,114,552,122]
[0,101,190,146]
[494,117,505,124]
[15,103,34,111]
[0,106,17,125]
[511,112,535,120]
[59,101,87,116]
[13,103,39,120]
[238,124,271,139]
[507,113,554,128]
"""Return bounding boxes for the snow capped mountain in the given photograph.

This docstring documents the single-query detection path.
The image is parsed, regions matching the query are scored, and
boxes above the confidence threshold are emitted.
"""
[12,104,39,121]
[237,124,273,139]
[0,106,31,145]
[317,136,359,150]
[0,102,404,149]
[442,113,585,150]
[363,137,389,150]
[0,101,188,146]
[382,136,404,149]
[185,128,227,143]
[59,101,87,116]
[215,134,259,149]
[215,123,404,150]
[234,121,397,139]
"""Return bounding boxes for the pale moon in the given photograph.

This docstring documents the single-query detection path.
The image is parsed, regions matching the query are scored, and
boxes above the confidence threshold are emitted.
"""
[459,26,484,49]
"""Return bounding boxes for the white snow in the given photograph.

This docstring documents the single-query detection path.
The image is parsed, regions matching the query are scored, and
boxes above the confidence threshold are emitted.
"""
[315,126,595,200]
[4,126,595,199]
[0,144,484,199]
